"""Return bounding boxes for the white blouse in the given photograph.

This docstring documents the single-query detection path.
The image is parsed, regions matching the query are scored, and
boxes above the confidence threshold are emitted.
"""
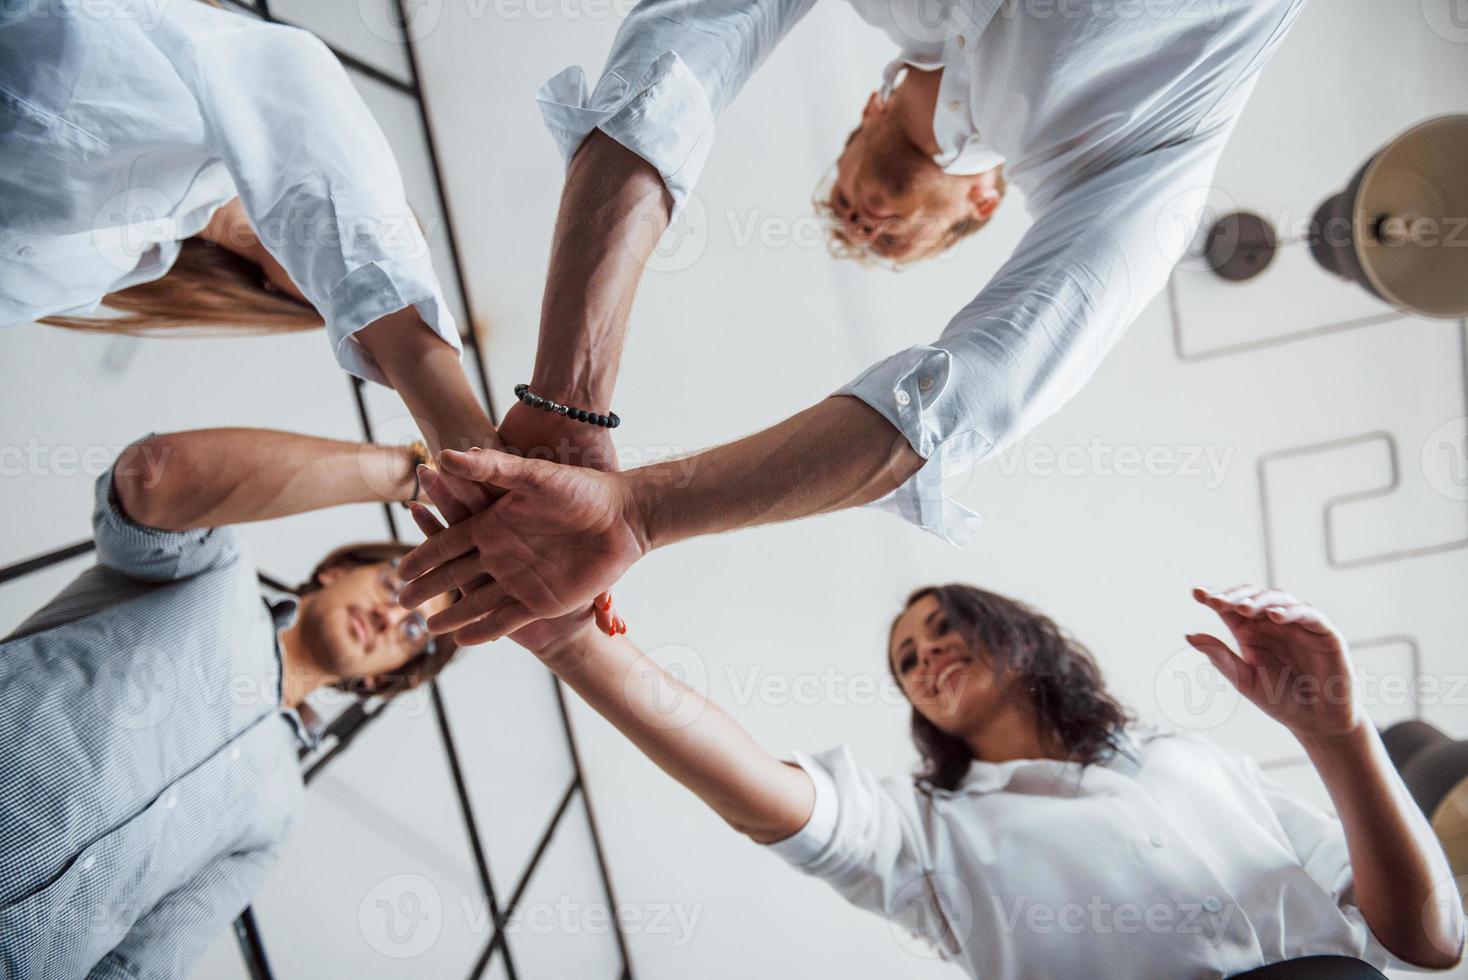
[768,726,1422,979]
[536,0,1306,544]
[0,1,459,385]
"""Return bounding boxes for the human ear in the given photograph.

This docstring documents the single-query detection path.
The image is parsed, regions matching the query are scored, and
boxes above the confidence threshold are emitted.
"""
[316,564,349,587]
[967,181,1001,221]
[862,91,885,122]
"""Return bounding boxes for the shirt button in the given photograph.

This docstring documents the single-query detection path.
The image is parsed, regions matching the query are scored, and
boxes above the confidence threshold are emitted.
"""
[918,377,935,392]
[947,100,962,112]
[895,390,911,407]
[81,855,96,871]
[1149,832,1166,848]
[230,746,242,762]
[957,35,967,48]
[166,794,178,810]
[1203,896,1223,913]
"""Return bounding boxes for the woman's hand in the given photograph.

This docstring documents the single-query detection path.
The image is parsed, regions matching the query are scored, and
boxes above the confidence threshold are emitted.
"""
[1186,585,1362,741]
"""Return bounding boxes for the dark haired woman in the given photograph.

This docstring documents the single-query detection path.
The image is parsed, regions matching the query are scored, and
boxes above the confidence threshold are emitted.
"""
[409,467,1462,980]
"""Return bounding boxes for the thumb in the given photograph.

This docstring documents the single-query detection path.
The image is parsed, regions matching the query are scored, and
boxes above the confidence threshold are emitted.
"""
[439,447,541,489]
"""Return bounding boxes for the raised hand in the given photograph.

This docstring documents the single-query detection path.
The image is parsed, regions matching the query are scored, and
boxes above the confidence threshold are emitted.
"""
[1186,585,1362,741]
[398,448,647,645]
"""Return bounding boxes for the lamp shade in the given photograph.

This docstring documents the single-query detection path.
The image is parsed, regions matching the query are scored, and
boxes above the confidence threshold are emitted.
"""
[1309,114,1468,319]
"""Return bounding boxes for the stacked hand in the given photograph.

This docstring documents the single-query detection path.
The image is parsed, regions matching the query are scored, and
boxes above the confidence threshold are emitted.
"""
[401,400,630,640]
[1187,585,1362,740]
[398,444,649,645]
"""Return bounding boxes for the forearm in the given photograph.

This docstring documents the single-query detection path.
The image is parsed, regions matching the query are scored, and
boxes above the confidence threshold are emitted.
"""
[116,429,419,531]
[540,629,813,842]
[630,395,924,550]
[532,130,670,408]
[1300,724,1464,968]
[356,307,495,455]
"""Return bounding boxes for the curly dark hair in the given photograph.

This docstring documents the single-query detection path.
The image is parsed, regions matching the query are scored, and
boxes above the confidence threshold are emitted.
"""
[888,585,1134,790]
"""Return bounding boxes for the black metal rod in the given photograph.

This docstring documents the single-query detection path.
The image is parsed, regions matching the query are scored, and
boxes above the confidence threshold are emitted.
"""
[466,777,581,979]
[431,681,520,980]
[393,0,498,421]
[553,679,634,974]
[0,540,96,586]
[217,0,417,96]
[234,907,275,980]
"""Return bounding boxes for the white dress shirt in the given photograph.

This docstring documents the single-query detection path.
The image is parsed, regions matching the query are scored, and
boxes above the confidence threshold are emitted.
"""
[0,1,458,385]
[537,0,1307,543]
[767,726,1424,979]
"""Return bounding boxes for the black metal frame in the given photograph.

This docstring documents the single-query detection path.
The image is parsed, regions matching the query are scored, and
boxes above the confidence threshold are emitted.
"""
[0,2,632,976]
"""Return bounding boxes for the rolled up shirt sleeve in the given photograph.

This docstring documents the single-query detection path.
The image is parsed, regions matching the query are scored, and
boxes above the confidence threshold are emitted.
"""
[839,130,1234,545]
[93,436,242,584]
[161,12,460,385]
[536,0,819,214]
[765,746,958,955]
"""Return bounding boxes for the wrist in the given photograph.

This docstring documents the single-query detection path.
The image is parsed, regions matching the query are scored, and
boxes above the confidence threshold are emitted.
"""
[533,622,601,672]
[527,369,614,412]
[1296,717,1374,760]
[623,466,670,554]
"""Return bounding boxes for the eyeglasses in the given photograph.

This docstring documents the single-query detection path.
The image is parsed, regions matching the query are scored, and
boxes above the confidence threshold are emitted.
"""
[377,564,432,651]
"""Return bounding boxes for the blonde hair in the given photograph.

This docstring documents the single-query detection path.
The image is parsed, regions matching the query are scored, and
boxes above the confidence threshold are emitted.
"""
[813,128,1007,270]
[40,236,323,337]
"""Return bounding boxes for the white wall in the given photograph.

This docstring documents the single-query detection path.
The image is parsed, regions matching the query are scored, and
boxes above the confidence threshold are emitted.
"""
[2,0,1465,977]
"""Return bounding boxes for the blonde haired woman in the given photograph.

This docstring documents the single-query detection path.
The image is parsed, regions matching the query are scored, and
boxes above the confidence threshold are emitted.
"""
[0,0,493,455]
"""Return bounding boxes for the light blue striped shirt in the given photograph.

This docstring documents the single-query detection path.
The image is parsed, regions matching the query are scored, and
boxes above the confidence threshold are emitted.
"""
[0,464,308,979]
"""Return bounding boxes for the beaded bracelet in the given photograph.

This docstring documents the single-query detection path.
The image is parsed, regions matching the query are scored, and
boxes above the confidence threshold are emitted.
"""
[514,383,620,428]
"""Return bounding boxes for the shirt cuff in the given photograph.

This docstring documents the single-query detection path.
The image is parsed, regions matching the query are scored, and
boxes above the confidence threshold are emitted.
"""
[325,258,462,387]
[764,751,840,868]
[836,347,988,547]
[536,52,716,217]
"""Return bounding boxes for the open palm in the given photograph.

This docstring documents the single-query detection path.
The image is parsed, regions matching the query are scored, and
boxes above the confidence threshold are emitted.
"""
[1187,586,1362,739]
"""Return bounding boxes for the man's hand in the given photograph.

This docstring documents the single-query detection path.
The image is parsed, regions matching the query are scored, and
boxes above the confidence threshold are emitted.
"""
[398,448,647,645]
[406,479,606,654]
[496,399,619,474]
[1186,585,1362,741]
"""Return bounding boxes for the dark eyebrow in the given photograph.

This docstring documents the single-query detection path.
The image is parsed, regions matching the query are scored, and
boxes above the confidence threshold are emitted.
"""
[895,634,915,662]
[925,608,940,627]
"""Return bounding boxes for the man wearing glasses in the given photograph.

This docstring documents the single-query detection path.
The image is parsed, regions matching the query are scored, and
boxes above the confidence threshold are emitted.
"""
[0,428,455,978]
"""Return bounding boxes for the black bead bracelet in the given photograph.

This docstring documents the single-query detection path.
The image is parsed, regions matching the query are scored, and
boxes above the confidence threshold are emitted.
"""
[514,384,620,428]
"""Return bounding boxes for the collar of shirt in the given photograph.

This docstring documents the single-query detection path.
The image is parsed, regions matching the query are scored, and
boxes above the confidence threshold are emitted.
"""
[259,587,322,752]
[928,725,1176,797]
[873,0,1007,177]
